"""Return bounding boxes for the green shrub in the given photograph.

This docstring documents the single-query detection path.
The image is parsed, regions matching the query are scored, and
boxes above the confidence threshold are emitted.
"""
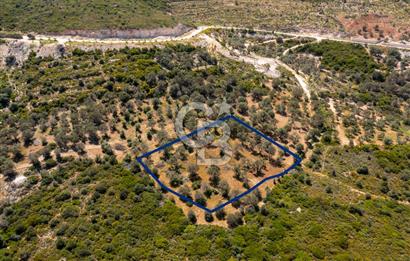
[56,238,66,250]
[298,40,378,76]
[61,206,80,219]
[95,183,108,194]
[357,166,369,175]
[310,245,325,259]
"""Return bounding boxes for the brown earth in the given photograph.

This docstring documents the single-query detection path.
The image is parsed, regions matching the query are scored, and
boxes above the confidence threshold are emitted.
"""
[338,14,409,41]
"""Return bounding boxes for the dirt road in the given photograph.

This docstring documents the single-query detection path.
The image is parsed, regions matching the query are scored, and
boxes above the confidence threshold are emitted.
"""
[201,34,280,78]
[12,25,410,50]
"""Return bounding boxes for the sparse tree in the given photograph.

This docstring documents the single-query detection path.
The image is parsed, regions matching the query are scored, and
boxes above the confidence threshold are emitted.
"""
[218,180,230,199]
[188,164,200,181]
[22,129,34,147]
[205,212,214,223]
[234,165,243,181]
[188,210,197,224]
[253,159,265,176]
[208,165,221,187]
[5,55,16,67]
[0,156,16,180]
[29,153,41,170]
[229,190,241,208]
[238,102,248,115]
[178,185,192,199]
[168,171,182,188]
[227,212,243,228]
[194,191,207,206]
[215,208,226,220]
[201,182,213,198]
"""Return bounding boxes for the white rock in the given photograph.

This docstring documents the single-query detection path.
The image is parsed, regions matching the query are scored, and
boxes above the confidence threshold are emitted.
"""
[12,175,27,186]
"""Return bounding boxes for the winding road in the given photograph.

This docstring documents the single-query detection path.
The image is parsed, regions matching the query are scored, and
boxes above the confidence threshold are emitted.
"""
[22,25,407,103]
[26,25,410,51]
[3,24,409,210]
[5,25,410,102]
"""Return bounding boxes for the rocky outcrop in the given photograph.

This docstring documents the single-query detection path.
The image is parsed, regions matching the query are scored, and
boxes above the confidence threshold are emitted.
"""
[0,175,28,208]
[56,24,192,39]
[0,40,64,67]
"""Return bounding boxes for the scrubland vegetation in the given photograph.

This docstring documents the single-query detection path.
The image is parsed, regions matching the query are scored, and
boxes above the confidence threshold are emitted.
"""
[2,0,409,36]
[0,42,311,221]
[297,40,379,75]
[320,144,410,202]
[0,26,409,259]
[207,28,409,147]
[144,120,294,210]
[1,161,410,260]
[170,0,410,35]
[0,0,176,32]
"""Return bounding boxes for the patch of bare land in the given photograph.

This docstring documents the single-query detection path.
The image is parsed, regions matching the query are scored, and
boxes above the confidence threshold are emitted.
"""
[338,14,410,41]
[1,26,408,228]
[142,121,295,225]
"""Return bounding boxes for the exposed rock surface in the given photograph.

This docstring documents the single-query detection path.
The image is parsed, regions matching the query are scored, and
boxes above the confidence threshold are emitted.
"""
[0,175,28,207]
[55,24,192,39]
[0,40,64,67]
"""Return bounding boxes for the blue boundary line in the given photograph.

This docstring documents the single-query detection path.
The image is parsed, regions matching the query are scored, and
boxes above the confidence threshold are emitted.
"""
[136,114,302,213]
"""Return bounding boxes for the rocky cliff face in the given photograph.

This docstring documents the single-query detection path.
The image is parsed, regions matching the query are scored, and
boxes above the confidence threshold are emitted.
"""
[0,40,65,68]
[0,24,193,67]
[56,23,192,39]
[0,175,28,211]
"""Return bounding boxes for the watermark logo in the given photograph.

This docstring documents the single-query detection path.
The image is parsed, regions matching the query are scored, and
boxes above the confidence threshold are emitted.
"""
[137,113,302,213]
[175,101,232,165]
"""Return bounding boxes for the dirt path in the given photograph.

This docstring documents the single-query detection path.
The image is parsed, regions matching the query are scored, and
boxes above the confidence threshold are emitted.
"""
[3,25,409,69]
[5,25,401,103]
[274,59,311,100]
[32,25,212,45]
[201,33,313,100]
[7,25,409,50]
[201,34,280,78]
[310,170,410,206]
[200,33,312,112]
[328,98,349,145]
[316,146,409,206]
[68,27,408,51]
[282,43,303,56]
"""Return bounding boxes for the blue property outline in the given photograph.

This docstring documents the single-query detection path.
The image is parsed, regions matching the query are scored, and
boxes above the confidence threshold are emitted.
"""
[136,115,302,213]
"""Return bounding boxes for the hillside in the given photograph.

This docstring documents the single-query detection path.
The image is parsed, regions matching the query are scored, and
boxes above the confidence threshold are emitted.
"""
[1,0,410,41]
[0,0,177,33]
[170,0,410,40]
[0,5,409,260]
[0,31,409,258]
[1,162,410,259]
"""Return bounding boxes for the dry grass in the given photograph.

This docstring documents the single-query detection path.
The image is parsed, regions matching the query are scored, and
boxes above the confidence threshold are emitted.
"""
[171,0,410,38]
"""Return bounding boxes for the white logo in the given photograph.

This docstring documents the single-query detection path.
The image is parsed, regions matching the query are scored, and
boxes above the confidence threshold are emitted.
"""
[175,101,232,165]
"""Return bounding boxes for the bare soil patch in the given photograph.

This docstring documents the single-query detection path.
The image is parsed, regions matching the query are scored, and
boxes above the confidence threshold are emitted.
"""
[338,14,408,41]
